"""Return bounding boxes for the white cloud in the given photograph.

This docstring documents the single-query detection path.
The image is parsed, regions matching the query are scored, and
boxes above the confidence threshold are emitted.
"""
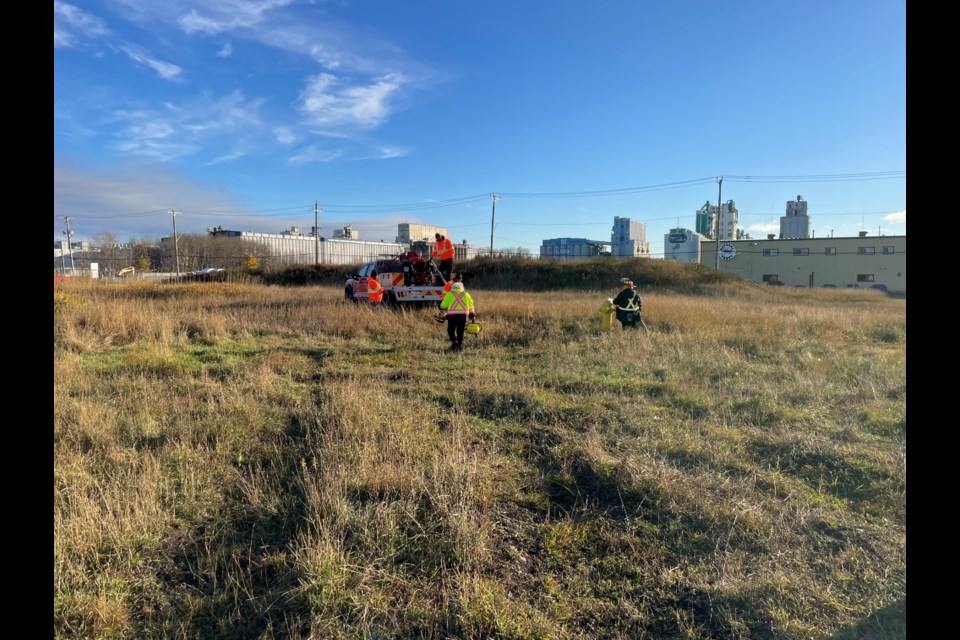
[182,90,265,133]
[177,1,295,35]
[205,149,247,165]
[299,72,405,129]
[274,127,297,144]
[884,210,906,224]
[748,222,779,234]
[378,147,409,159]
[121,45,184,80]
[54,1,110,48]
[217,42,233,57]
[288,145,342,165]
[109,90,265,161]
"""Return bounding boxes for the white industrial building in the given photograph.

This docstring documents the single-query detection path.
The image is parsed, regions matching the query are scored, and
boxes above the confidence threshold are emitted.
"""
[207,226,403,266]
[781,195,811,239]
[664,227,708,263]
[396,223,448,245]
[611,216,651,257]
[695,200,739,240]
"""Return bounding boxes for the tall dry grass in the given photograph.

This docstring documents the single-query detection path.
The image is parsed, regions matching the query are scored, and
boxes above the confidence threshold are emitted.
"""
[54,278,905,639]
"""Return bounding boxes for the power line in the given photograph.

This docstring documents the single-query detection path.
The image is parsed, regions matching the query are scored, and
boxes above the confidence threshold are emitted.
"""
[53,170,905,227]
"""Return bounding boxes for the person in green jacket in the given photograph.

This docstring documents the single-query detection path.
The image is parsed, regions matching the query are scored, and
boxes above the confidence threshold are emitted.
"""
[439,281,475,351]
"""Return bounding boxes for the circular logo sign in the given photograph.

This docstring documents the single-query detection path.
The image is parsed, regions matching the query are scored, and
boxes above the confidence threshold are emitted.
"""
[719,243,736,261]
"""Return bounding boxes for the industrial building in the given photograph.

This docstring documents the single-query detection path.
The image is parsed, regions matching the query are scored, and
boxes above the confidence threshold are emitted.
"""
[541,215,652,259]
[540,237,611,259]
[663,227,709,263]
[695,200,741,240]
[611,216,651,257]
[207,226,404,266]
[396,223,448,245]
[699,232,906,294]
[781,195,811,239]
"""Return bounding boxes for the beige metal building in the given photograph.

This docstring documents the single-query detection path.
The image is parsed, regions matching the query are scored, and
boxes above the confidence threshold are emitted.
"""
[207,227,403,266]
[396,223,448,245]
[699,232,906,294]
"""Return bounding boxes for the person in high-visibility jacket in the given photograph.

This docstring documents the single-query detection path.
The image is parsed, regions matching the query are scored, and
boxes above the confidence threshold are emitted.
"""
[439,281,475,351]
[443,272,463,293]
[367,269,384,305]
[431,233,455,283]
[613,278,648,333]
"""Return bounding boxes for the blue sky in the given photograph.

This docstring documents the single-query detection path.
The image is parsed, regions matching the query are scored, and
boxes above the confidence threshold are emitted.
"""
[54,0,906,256]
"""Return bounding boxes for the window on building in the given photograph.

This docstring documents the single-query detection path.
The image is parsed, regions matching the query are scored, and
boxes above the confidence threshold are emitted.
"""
[883,246,895,254]
[857,274,875,283]
[762,274,781,284]
[825,247,837,255]
[763,249,779,256]
[858,247,876,255]
[793,248,809,256]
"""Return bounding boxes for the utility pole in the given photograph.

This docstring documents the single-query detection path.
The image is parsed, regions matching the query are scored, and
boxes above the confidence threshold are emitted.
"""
[314,201,322,265]
[489,193,500,257]
[63,217,75,276]
[714,176,723,269]
[170,210,181,277]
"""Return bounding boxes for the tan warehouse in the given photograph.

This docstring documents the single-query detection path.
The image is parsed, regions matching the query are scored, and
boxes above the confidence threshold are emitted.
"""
[698,233,906,294]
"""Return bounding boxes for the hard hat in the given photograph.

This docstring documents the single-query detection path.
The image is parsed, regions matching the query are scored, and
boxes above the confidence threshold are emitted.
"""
[434,310,448,323]
[621,278,634,288]
[466,322,482,335]
[451,282,464,291]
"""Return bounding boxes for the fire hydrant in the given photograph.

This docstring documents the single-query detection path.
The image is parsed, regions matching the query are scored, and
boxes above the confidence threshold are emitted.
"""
[600,298,616,331]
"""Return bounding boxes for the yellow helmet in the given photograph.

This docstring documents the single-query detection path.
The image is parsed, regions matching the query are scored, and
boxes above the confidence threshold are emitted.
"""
[466,322,482,335]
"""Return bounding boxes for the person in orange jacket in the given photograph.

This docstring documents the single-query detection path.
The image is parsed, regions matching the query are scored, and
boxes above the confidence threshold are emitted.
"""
[431,233,455,283]
[367,269,384,305]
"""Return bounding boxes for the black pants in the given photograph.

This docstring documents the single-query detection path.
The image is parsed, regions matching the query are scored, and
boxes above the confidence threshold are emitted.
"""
[619,312,649,333]
[447,314,467,345]
[438,259,453,283]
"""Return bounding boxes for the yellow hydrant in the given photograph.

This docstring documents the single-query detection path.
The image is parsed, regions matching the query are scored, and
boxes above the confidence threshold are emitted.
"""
[600,298,616,331]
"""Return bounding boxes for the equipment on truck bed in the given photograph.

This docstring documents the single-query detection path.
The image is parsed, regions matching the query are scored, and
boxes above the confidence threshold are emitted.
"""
[345,252,447,306]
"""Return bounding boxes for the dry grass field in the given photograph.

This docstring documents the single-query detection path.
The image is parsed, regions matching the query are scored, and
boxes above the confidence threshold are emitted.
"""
[54,276,905,639]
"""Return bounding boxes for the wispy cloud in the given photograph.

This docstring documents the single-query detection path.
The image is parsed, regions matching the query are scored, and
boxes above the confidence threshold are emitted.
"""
[288,145,343,165]
[299,72,406,129]
[121,45,184,80]
[378,146,410,159]
[748,222,779,234]
[273,127,296,144]
[177,0,295,35]
[884,210,906,224]
[54,1,110,48]
[109,90,265,161]
[204,149,247,165]
[57,1,437,167]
